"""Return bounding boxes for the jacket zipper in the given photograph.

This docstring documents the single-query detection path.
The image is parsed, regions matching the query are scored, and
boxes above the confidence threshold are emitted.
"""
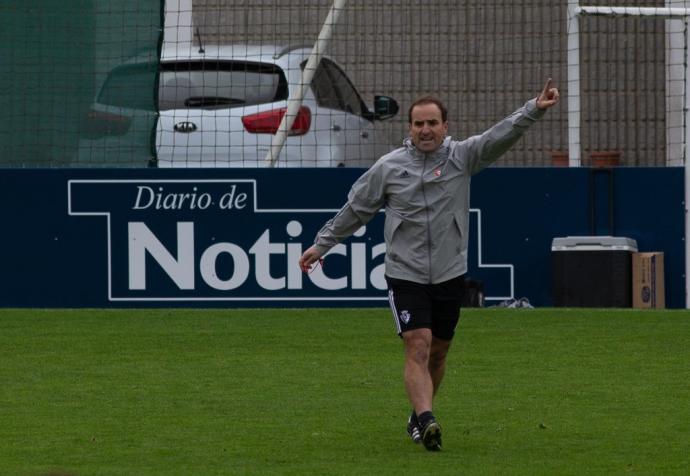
[420,155,433,283]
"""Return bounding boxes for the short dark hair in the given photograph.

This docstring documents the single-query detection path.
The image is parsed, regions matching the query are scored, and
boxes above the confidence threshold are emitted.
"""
[408,95,448,123]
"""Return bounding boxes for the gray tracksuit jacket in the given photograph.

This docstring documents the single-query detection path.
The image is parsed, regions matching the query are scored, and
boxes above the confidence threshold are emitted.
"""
[313,98,545,284]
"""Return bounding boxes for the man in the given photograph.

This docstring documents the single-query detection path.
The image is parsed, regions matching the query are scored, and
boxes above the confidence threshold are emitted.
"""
[299,79,559,451]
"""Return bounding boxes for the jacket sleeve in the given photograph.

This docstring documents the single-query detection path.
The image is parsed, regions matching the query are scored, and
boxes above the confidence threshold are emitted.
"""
[460,98,546,175]
[312,161,386,256]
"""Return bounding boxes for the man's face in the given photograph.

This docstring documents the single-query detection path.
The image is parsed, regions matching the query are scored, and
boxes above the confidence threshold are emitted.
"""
[408,103,448,153]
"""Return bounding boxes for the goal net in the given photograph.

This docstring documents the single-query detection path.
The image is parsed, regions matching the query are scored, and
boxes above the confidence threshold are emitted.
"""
[1,0,687,169]
[567,1,689,167]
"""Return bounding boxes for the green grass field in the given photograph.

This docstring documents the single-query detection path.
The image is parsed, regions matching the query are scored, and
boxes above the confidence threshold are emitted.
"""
[1,308,689,475]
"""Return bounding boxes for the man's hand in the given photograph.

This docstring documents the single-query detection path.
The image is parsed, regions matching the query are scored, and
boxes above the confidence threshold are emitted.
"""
[299,245,322,273]
[536,78,560,110]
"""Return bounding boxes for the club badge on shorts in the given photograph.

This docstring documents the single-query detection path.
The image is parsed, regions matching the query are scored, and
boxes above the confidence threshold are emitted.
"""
[400,310,411,324]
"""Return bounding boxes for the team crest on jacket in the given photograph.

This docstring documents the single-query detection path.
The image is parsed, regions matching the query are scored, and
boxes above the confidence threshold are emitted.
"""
[400,310,411,324]
[434,168,441,177]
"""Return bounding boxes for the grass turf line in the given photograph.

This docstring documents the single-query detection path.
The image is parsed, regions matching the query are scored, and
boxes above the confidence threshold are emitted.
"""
[0,308,689,475]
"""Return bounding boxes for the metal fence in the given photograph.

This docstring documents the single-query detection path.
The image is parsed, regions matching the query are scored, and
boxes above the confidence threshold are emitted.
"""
[193,0,683,166]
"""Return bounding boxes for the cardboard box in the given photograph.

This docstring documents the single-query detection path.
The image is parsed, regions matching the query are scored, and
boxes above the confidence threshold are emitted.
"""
[632,252,665,309]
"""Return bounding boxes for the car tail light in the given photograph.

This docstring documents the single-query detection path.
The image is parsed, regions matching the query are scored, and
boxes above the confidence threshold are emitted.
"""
[241,106,311,136]
[80,109,132,139]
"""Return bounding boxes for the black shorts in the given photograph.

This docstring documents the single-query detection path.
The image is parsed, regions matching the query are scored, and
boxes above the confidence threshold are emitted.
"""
[385,275,465,340]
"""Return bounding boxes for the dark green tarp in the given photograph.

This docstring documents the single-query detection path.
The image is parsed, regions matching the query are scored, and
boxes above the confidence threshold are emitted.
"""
[0,1,161,167]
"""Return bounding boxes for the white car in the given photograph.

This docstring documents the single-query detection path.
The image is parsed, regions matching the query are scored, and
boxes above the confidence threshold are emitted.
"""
[80,44,399,167]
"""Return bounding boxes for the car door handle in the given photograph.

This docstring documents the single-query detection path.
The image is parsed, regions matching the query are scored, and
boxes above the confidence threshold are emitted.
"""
[332,124,342,132]
[360,131,369,139]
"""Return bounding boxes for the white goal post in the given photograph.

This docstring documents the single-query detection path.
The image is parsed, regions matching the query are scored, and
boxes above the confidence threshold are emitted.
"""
[567,1,690,308]
[265,0,348,167]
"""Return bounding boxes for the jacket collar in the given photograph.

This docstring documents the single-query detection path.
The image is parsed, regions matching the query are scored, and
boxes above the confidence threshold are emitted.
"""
[403,136,452,160]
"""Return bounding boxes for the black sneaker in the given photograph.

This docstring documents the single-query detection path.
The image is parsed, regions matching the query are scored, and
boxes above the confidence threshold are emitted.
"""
[420,418,442,451]
[407,412,421,444]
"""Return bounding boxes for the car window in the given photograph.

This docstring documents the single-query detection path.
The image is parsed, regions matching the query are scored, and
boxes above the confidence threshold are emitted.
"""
[309,59,365,116]
[310,61,341,110]
[97,63,158,111]
[157,61,288,111]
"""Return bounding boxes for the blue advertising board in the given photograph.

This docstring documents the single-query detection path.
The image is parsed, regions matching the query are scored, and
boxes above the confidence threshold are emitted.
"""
[0,167,684,308]
[68,177,387,303]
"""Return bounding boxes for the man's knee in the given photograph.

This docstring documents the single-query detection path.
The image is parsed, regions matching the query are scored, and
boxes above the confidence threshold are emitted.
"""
[403,329,432,365]
[428,348,448,370]
[429,338,452,369]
